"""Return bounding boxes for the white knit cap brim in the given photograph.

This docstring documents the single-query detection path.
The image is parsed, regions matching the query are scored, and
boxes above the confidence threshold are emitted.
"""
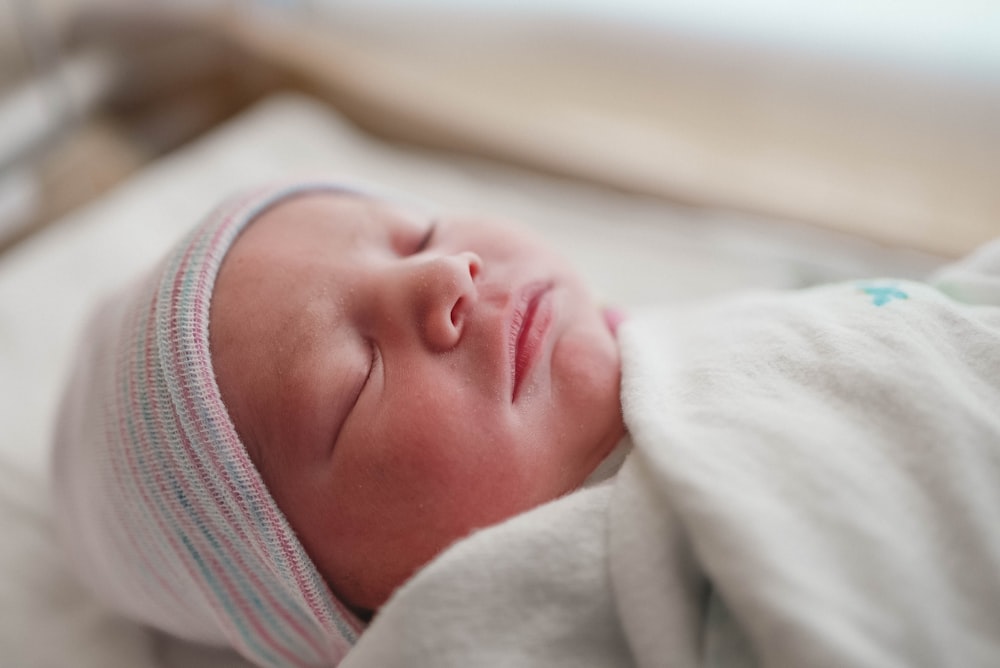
[52,180,367,667]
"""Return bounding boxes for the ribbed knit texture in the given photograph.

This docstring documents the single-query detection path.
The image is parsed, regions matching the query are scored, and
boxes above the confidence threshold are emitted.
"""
[52,181,365,667]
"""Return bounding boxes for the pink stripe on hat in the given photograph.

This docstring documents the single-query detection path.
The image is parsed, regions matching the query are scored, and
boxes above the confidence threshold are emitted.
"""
[52,180,366,666]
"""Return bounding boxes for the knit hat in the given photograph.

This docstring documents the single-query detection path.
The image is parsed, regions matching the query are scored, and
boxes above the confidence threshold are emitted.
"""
[52,180,366,667]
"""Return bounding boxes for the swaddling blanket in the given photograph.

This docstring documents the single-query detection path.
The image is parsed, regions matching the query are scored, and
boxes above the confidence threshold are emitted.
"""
[614,267,1000,667]
[342,243,1000,667]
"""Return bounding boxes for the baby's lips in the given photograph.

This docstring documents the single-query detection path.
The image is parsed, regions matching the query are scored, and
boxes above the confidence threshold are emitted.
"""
[602,306,627,336]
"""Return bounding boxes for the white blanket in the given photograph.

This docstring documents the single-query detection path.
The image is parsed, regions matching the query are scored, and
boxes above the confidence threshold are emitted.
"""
[343,242,1000,667]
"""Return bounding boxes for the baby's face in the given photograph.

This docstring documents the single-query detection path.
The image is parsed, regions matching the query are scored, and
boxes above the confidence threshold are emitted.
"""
[210,193,624,613]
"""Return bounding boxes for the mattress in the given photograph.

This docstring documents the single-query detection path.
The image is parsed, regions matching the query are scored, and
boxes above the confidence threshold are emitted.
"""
[0,93,943,667]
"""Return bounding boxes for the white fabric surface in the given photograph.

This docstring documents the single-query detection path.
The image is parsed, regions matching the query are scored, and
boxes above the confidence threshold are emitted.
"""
[0,93,944,667]
[342,242,1000,667]
[615,269,1000,667]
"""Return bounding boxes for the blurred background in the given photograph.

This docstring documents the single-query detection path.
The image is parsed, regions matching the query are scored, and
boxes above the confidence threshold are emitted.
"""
[0,6,998,664]
[0,0,998,256]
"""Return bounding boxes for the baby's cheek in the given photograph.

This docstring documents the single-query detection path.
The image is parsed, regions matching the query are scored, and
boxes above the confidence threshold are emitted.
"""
[396,427,529,525]
[549,320,622,451]
[555,318,619,396]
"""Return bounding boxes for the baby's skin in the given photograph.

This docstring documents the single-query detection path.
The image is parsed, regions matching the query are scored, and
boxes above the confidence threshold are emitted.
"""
[209,192,624,615]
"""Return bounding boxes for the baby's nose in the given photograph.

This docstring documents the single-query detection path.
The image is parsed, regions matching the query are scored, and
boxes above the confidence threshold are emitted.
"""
[417,251,481,351]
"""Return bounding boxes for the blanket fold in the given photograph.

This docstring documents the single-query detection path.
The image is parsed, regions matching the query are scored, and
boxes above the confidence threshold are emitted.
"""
[340,483,633,667]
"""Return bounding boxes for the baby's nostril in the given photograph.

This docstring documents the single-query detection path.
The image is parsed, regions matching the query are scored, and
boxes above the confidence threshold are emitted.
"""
[451,297,464,327]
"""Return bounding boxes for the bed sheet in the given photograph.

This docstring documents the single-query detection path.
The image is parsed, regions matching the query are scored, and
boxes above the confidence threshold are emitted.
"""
[0,93,943,667]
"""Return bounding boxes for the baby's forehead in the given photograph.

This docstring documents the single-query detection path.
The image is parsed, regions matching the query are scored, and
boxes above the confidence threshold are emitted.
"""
[247,191,433,245]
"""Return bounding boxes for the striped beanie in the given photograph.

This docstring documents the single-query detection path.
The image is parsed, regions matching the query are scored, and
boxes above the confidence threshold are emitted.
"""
[52,180,366,666]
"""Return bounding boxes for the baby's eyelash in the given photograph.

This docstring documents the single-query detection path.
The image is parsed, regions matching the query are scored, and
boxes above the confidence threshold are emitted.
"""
[416,222,437,252]
[365,340,380,386]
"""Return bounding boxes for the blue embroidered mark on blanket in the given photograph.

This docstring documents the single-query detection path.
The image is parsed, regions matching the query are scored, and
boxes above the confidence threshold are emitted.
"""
[858,282,909,306]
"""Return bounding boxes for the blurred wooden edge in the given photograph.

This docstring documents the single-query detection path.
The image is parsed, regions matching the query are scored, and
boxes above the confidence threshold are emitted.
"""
[214,10,995,257]
[217,12,715,206]
[6,5,993,257]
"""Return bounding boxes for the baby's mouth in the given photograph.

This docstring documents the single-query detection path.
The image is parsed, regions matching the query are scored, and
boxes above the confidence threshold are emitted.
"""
[510,281,554,401]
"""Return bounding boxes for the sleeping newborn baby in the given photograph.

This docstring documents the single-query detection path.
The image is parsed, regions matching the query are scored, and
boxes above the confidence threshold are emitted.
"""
[53,178,1000,668]
[51,180,627,666]
[209,183,627,612]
